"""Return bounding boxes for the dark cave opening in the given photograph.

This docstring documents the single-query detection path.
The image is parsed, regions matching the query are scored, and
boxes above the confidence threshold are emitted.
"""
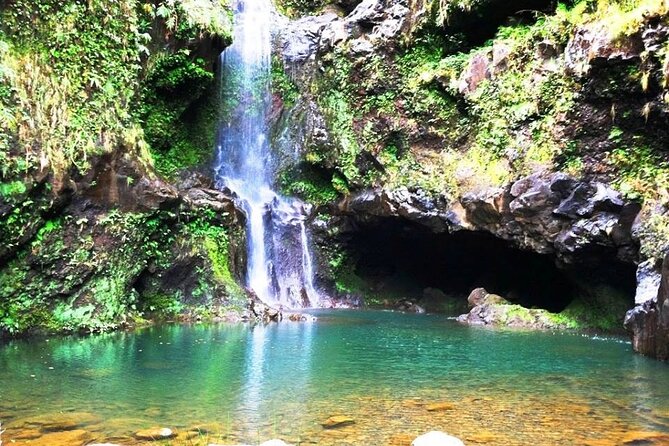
[346,218,637,313]
[445,0,565,47]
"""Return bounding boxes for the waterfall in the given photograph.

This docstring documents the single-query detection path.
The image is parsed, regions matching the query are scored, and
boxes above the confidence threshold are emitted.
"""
[214,0,323,309]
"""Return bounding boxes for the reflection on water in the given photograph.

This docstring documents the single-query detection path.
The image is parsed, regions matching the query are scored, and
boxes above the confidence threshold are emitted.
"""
[1,310,669,445]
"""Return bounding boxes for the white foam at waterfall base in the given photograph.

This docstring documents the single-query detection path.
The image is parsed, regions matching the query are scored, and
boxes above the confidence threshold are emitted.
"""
[215,0,323,309]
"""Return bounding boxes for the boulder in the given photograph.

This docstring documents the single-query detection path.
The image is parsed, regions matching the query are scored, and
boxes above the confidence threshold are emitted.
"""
[336,173,639,266]
[642,23,669,52]
[625,252,669,360]
[467,288,489,308]
[458,289,571,329]
[635,259,662,304]
[458,292,511,326]
[460,188,505,226]
[565,23,644,76]
[396,299,426,313]
[181,187,240,219]
[458,52,491,95]
[281,13,339,62]
[412,431,465,446]
[553,183,623,219]
[491,42,510,74]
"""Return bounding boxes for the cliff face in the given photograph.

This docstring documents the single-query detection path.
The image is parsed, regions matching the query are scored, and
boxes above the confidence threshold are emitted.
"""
[0,0,249,335]
[2,0,669,355]
[269,0,669,351]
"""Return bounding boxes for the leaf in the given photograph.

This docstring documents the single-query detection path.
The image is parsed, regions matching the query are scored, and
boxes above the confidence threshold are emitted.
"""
[156,4,171,18]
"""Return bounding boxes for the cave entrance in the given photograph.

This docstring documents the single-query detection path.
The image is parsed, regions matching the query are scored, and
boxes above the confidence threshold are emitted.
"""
[346,217,636,313]
[443,0,568,47]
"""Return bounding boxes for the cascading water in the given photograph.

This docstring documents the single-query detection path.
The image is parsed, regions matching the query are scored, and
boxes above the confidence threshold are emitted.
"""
[215,0,322,308]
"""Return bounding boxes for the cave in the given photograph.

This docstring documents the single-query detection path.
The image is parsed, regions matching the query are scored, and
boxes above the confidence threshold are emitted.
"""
[444,0,568,47]
[345,217,637,312]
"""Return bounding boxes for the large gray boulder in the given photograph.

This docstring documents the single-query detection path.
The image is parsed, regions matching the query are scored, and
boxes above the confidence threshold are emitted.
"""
[625,252,669,360]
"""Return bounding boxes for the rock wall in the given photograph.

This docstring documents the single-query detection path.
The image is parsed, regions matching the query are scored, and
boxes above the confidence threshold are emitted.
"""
[625,252,669,360]
[0,0,254,335]
[269,0,669,354]
[335,173,639,265]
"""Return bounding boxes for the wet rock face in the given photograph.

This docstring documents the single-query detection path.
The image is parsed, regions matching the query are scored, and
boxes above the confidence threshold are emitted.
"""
[625,252,669,360]
[566,23,645,76]
[279,12,339,63]
[277,0,410,64]
[337,173,640,266]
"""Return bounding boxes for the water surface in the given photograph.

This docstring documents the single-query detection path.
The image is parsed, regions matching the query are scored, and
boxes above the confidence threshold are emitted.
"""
[2,310,669,445]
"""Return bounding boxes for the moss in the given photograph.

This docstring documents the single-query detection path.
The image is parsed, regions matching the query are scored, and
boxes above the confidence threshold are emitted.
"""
[637,213,669,261]
[0,0,144,184]
[279,164,341,205]
[138,51,219,178]
[140,291,186,316]
[274,0,333,19]
[0,205,249,335]
[201,228,247,305]
[555,287,632,332]
[607,145,669,200]
[271,56,299,107]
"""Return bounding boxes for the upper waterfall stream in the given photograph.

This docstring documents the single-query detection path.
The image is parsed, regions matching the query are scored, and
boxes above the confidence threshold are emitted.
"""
[215,0,322,309]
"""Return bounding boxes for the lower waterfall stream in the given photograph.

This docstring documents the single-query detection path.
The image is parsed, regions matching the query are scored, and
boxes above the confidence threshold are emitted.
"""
[214,0,321,309]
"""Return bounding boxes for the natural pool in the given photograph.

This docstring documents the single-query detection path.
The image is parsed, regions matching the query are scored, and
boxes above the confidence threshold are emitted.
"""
[1,310,669,445]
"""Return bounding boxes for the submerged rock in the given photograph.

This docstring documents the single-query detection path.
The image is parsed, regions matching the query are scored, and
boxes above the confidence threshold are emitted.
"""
[11,429,42,440]
[24,429,92,446]
[425,402,456,411]
[395,299,426,313]
[321,415,356,428]
[412,431,465,446]
[208,441,292,446]
[134,427,175,440]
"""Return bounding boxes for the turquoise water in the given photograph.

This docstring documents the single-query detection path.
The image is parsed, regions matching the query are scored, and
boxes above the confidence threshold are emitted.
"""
[2,310,669,445]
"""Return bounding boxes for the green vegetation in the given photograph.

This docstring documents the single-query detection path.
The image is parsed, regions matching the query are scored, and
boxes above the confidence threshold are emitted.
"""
[138,51,220,178]
[0,207,245,335]
[637,213,669,261]
[279,165,341,205]
[608,144,669,200]
[274,0,332,18]
[0,0,239,335]
[0,0,148,186]
[271,56,299,107]
[0,0,232,186]
[285,0,669,206]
